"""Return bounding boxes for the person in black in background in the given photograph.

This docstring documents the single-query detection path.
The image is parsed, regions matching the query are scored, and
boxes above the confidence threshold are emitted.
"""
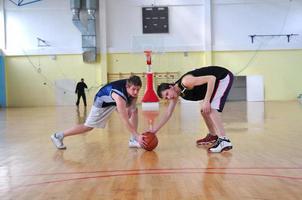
[75,78,88,107]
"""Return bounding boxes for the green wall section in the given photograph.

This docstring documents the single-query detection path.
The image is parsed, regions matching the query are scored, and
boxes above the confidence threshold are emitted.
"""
[108,52,205,75]
[5,54,103,107]
[213,50,302,101]
[4,49,302,106]
[108,50,302,101]
[0,54,6,107]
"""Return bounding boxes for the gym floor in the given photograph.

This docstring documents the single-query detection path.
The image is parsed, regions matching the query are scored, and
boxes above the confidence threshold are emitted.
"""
[0,101,301,199]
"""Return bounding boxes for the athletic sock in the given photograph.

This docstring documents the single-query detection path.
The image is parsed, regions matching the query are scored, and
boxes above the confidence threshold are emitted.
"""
[219,136,229,140]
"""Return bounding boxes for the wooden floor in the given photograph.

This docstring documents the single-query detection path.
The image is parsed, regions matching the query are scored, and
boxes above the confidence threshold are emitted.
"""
[0,101,302,200]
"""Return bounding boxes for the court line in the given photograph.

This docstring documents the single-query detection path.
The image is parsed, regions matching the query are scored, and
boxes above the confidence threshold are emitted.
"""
[10,170,302,190]
[3,166,302,177]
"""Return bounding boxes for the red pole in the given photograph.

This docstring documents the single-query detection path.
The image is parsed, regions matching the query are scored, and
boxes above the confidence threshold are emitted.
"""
[142,51,159,103]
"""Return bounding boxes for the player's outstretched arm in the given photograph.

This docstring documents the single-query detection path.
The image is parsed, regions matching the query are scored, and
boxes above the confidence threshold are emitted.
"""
[128,97,139,130]
[151,98,178,134]
[112,92,140,138]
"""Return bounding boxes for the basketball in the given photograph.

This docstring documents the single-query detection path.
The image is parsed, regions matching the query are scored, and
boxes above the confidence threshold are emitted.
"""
[140,132,158,151]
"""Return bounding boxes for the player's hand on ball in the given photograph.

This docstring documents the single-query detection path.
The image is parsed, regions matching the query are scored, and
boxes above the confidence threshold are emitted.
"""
[137,134,147,146]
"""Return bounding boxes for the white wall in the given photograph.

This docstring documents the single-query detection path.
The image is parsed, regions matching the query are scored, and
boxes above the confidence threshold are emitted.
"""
[0,0,5,49]
[1,0,302,55]
[213,0,302,50]
[107,0,204,52]
[3,0,100,55]
[107,0,302,52]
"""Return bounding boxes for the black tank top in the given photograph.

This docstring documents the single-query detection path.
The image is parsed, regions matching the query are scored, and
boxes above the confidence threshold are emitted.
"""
[175,66,232,101]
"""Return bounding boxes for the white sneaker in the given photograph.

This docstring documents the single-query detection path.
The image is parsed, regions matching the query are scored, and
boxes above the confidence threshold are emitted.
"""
[208,137,232,153]
[51,133,66,150]
[128,138,141,148]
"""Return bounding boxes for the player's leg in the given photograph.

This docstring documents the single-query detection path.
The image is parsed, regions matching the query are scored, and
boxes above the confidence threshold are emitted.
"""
[82,93,87,106]
[62,124,93,137]
[76,93,81,106]
[207,73,233,153]
[209,110,225,137]
[51,124,93,149]
[196,106,218,145]
[51,105,115,149]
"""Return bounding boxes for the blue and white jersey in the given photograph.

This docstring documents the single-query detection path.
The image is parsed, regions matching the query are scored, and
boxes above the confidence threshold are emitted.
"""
[93,79,132,108]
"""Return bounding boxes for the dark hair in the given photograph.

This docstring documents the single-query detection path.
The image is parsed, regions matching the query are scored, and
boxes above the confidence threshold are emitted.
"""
[157,83,173,98]
[127,75,142,87]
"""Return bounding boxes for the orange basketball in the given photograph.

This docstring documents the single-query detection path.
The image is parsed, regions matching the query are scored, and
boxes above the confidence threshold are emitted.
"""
[140,132,158,151]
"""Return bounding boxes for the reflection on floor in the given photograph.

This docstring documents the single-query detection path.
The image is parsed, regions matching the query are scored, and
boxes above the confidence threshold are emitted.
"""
[0,101,302,199]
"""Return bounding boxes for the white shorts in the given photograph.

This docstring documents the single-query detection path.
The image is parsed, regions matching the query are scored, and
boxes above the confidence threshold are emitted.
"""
[84,105,116,128]
[210,73,233,112]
